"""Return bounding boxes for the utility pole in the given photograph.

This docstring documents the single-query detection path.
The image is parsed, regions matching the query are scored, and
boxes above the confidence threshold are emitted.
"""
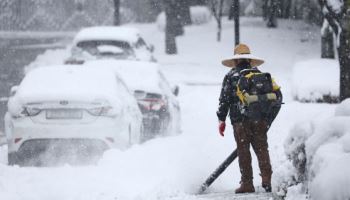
[113,0,120,26]
[233,0,240,45]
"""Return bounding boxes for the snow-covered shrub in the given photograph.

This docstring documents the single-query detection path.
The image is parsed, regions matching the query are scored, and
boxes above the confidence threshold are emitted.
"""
[285,122,314,183]
[273,160,300,197]
[335,98,350,116]
[190,6,212,25]
[283,101,350,200]
[292,59,339,103]
[156,6,212,31]
[272,122,313,198]
[243,0,263,16]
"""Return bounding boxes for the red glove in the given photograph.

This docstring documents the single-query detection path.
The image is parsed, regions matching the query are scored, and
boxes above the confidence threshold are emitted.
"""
[219,121,226,137]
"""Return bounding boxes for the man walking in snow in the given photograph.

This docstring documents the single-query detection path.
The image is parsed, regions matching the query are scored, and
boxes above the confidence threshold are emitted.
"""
[217,44,282,193]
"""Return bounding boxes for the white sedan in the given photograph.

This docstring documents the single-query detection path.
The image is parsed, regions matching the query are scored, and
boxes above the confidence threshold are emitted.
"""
[5,66,142,166]
[65,26,156,64]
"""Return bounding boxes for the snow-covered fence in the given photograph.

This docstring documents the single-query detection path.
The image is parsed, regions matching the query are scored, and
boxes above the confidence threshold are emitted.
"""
[0,0,135,31]
[282,99,350,200]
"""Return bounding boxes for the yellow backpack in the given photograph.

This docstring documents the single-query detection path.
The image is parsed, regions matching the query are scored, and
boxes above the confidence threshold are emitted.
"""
[236,69,280,118]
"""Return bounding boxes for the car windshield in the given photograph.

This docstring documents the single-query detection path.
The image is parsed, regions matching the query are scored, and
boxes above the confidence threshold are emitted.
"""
[76,40,134,58]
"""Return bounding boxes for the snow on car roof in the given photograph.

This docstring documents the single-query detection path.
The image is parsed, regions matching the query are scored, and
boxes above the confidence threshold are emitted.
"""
[73,26,141,45]
[84,60,163,94]
[13,66,123,105]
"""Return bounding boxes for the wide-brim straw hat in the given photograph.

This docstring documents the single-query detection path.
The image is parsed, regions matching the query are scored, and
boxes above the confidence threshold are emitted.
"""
[222,44,264,68]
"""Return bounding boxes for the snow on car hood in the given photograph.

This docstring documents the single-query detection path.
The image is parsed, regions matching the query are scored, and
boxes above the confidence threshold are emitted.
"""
[84,60,163,94]
[8,66,123,114]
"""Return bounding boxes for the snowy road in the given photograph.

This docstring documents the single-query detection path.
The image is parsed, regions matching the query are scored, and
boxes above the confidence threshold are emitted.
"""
[0,18,336,200]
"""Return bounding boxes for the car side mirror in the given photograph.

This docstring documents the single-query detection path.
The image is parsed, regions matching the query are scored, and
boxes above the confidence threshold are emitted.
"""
[172,85,179,96]
[149,44,155,53]
[10,85,19,97]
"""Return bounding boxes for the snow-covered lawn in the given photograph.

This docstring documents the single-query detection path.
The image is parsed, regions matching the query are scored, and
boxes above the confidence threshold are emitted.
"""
[0,17,338,199]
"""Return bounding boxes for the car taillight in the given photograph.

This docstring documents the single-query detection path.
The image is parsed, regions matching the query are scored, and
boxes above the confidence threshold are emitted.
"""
[21,107,41,116]
[138,98,166,111]
[87,106,113,116]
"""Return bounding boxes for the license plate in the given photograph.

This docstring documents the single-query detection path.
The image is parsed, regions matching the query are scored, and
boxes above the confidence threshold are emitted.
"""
[46,109,83,119]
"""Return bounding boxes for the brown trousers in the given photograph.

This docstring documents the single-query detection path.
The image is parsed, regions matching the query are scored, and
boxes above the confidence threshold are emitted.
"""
[233,120,272,183]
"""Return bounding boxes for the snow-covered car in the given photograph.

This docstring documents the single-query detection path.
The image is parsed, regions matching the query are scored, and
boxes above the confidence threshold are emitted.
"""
[5,66,142,166]
[65,26,156,64]
[84,60,181,140]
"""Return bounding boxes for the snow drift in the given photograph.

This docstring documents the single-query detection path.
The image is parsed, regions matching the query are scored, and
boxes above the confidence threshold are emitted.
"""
[283,99,350,200]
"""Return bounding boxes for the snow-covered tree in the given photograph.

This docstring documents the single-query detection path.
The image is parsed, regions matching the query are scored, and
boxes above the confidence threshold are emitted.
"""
[163,0,183,54]
[178,0,192,26]
[318,0,350,100]
[264,0,278,28]
[210,0,225,42]
[321,19,335,58]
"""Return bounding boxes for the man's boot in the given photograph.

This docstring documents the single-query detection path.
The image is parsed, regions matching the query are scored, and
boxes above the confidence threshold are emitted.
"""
[235,181,255,193]
[261,174,272,192]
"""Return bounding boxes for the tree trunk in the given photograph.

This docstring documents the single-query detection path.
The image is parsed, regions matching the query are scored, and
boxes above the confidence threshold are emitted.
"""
[339,2,350,100]
[217,0,224,41]
[262,0,268,20]
[113,0,120,25]
[233,0,240,45]
[169,0,184,36]
[164,0,181,54]
[266,0,278,28]
[228,0,234,20]
[179,0,192,25]
[165,31,177,54]
[280,0,291,18]
[321,19,335,59]
[339,31,350,100]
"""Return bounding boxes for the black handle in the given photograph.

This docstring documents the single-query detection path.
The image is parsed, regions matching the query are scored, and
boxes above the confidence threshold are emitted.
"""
[197,149,238,194]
